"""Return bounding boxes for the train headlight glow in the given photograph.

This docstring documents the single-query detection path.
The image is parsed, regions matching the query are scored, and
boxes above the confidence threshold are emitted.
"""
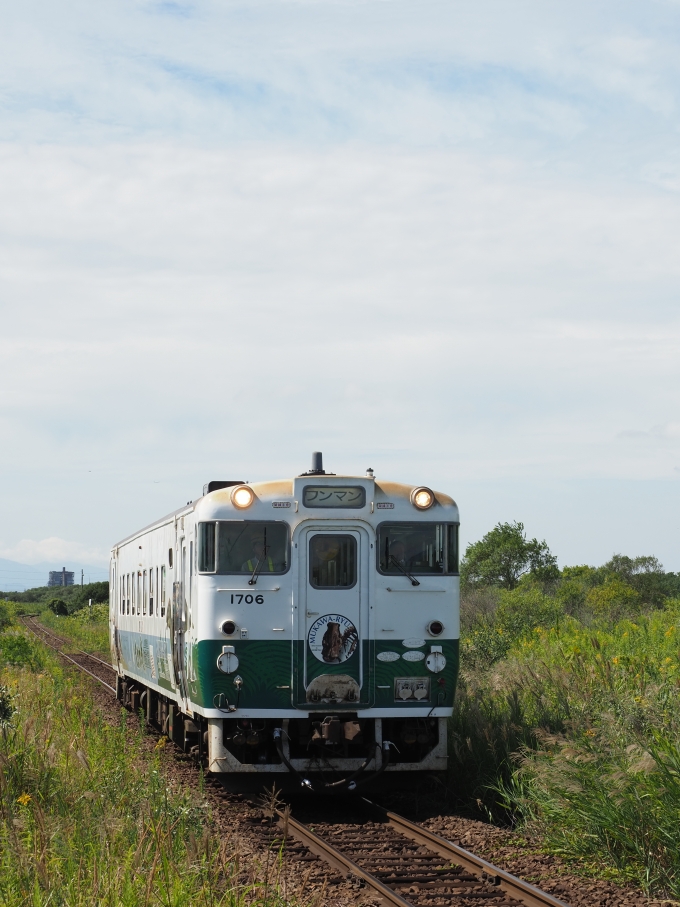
[231,485,254,509]
[411,487,434,510]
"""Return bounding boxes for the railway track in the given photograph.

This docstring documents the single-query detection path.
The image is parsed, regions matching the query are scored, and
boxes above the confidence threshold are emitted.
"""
[21,615,117,693]
[20,614,571,907]
[248,802,571,907]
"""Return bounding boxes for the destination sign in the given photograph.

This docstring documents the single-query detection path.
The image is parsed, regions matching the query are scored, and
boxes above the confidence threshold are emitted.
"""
[302,486,366,509]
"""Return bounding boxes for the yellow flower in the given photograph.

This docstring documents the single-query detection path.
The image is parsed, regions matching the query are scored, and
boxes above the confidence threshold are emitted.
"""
[17,793,32,806]
[665,657,672,664]
[665,627,675,637]
[585,729,597,737]
[154,736,168,750]
[612,657,620,665]
[622,632,629,638]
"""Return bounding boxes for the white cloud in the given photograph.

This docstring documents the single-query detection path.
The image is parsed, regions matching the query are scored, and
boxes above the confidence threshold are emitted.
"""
[1,1,680,570]
[0,538,109,567]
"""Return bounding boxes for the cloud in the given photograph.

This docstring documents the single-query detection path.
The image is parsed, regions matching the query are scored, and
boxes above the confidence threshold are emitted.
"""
[0,538,109,567]
[619,423,680,443]
[1,1,680,571]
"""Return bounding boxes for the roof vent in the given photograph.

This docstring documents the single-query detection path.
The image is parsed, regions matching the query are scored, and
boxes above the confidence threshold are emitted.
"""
[203,480,246,496]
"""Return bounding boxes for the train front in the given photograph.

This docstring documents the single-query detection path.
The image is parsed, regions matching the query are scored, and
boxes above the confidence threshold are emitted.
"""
[191,459,460,791]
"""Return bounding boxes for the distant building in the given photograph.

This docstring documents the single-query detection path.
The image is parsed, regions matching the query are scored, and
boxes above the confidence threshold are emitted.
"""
[48,568,74,587]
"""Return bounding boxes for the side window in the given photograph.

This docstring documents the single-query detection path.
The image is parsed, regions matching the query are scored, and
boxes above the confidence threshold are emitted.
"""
[198,522,216,572]
[161,566,166,617]
[447,524,459,574]
[143,571,147,616]
[309,535,356,589]
[149,568,154,616]
[127,574,130,615]
[132,573,136,615]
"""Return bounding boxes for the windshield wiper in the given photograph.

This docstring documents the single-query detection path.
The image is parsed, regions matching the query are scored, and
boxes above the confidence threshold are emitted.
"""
[248,539,269,586]
[389,555,420,586]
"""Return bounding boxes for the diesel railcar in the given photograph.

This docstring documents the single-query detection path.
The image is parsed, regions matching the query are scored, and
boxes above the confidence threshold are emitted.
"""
[109,454,460,791]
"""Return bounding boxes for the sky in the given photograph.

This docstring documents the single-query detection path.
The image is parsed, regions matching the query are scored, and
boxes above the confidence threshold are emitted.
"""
[1,0,680,586]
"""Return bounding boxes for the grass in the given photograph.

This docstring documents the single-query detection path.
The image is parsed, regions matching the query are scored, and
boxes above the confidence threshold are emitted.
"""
[449,598,680,898]
[38,604,110,656]
[0,627,298,907]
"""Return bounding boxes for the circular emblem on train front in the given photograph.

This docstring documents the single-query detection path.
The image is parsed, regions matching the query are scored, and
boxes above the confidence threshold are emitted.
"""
[308,613,358,664]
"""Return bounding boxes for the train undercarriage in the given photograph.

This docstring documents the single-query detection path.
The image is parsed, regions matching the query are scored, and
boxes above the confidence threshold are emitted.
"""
[117,675,448,792]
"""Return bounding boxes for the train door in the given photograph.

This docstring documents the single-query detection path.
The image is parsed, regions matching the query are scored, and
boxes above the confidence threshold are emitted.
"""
[295,525,372,709]
[171,532,189,711]
[110,559,122,672]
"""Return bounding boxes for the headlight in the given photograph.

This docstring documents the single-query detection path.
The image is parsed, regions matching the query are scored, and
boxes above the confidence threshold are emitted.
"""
[411,486,434,510]
[231,485,254,509]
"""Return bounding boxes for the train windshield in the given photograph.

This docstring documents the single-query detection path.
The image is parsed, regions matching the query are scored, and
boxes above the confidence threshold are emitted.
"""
[377,522,459,575]
[198,521,290,574]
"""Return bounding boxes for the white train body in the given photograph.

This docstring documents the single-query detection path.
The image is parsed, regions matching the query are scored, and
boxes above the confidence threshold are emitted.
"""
[110,458,460,790]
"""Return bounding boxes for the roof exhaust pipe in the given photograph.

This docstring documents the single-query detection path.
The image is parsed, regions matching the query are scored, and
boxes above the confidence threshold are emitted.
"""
[300,451,326,476]
[310,451,324,474]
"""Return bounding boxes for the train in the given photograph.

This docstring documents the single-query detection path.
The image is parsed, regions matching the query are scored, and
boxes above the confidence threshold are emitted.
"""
[109,453,460,792]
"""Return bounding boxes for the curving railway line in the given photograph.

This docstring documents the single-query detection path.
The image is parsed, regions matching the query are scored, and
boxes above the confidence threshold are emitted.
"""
[21,615,117,693]
[20,614,571,907]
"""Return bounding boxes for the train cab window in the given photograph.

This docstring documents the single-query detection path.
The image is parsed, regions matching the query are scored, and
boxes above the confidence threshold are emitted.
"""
[203,521,289,575]
[448,523,459,574]
[198,522,216,572]
[309,535,356,589]
[161,566,166,617]
[377,522,460,575]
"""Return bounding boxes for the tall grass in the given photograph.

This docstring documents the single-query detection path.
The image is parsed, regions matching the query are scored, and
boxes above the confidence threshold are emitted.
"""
[0,644,294,906]
[39,604,110,655]
[450,600,680,897]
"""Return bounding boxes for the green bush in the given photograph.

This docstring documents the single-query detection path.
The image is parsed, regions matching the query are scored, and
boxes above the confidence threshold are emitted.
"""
[453,602,680,896]
[48,598,68,616]
[0,600,13,631]
[0,684,16,728]
[0,632,44,671]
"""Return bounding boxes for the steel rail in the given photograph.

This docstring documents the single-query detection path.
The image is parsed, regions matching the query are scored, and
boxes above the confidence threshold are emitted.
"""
[21,616,117,695]
[362,798,572,907]
[275,801,572,907]
[272,810,414,907]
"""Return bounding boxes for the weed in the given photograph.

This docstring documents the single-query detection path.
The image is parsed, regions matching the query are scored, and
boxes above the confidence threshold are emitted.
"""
[0,649,299,906]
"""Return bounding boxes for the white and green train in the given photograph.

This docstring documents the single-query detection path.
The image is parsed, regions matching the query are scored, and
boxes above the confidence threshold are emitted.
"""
[109,453,460,791]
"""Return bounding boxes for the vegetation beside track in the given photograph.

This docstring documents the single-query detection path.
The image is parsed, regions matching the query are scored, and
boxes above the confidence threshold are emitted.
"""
[451,524,680,899]
[0,613,293,907]
[39,602,110,655]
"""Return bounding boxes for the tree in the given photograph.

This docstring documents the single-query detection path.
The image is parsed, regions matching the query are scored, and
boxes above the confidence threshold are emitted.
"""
[602,554,680,607]
[48,599,68,616]
[461,521,558,591]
